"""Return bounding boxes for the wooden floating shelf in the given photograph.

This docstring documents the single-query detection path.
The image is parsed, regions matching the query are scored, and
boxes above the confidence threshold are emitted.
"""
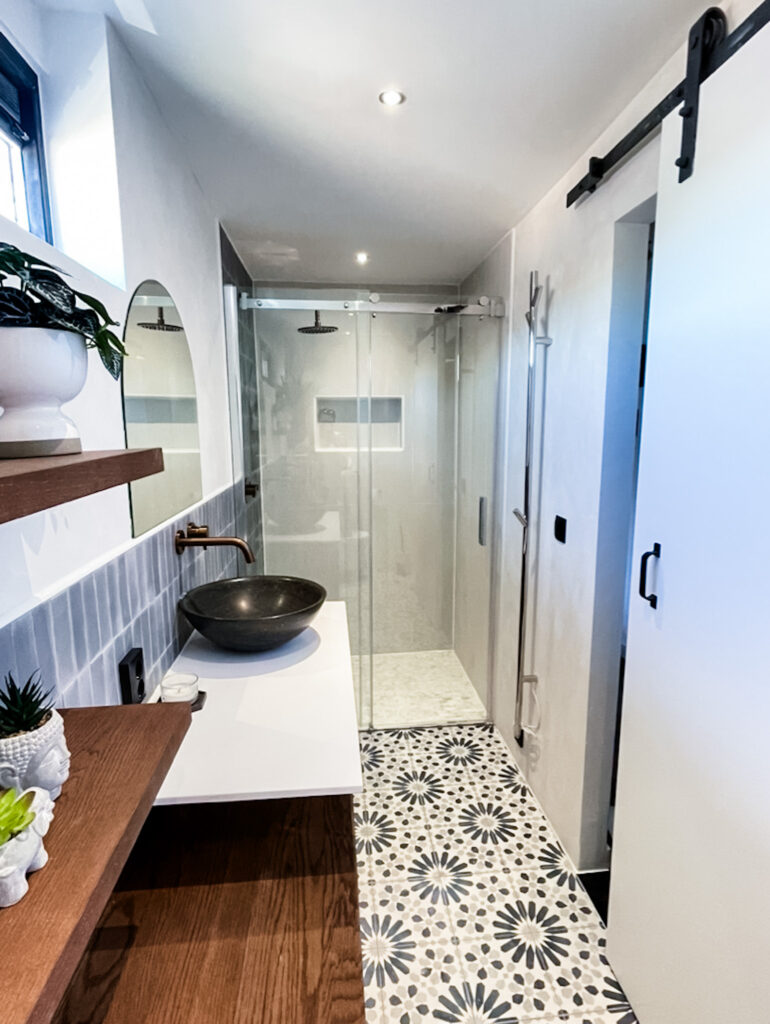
[0,448,164,525]
[0,703,191,1024]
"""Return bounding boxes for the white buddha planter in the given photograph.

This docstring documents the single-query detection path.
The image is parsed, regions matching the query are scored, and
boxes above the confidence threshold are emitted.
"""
[0,788,54,908]
[0,709,71,800]
[0,327,87,458]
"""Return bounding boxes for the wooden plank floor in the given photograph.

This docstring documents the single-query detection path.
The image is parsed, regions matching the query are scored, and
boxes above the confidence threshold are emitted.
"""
[54,796,365,1024]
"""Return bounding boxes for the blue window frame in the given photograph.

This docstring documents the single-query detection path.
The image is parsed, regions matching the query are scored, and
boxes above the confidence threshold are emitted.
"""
[0,32,51,241]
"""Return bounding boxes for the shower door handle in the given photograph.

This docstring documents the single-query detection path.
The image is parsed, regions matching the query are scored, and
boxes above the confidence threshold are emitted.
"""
[639,542,661,608]
[478,496,488,546]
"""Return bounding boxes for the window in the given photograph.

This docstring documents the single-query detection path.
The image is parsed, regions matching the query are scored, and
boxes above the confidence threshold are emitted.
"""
[0,33,50,240]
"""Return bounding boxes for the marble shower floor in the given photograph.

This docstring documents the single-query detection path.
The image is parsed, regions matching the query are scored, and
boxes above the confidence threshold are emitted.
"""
[354,724,637,1024]
[354,650,488,729]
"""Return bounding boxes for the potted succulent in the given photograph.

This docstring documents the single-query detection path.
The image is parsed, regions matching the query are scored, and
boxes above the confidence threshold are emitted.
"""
[0,786,54,907]
[0,242,126,458]
[0,672,70,800]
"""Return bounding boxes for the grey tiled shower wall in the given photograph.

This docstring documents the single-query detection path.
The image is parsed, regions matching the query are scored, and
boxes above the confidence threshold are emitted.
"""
[0,482,247,709]
[220,228,264,574]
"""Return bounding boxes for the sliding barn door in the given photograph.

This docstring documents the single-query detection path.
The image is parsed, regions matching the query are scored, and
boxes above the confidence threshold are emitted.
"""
[608,24,770,1024]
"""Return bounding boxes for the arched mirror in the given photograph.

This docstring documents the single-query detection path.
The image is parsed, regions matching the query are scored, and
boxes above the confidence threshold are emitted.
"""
[122,281,202,535]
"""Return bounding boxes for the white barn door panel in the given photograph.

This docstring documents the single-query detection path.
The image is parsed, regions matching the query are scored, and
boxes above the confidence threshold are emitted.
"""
[608,23,770,1024]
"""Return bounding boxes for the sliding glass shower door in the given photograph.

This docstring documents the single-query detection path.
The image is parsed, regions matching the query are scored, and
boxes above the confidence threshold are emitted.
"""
[248,305,372,709]
[367,310,493,727]
[241,295,501,730]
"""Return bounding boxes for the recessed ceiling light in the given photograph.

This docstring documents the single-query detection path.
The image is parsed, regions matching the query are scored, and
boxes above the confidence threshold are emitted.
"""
[379,89,406,107]
[356,252,369,265]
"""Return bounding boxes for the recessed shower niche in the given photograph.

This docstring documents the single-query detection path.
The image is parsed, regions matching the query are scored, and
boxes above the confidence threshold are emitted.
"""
[314,396,403,452]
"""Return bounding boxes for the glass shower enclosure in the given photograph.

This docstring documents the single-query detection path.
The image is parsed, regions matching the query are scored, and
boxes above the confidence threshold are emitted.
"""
[228,291,503,730]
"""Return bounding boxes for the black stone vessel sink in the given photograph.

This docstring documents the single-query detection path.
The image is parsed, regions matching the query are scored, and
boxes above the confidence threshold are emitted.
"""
[179,576,327,653]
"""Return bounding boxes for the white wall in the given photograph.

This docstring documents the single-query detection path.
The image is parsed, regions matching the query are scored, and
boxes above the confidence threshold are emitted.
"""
[0,4,125,286]
[42,11,125,286]
[0,1,44,67]
[0,11,233,627]
[503,133,662,871]
[106,23,231,499]
[0,215,129,626]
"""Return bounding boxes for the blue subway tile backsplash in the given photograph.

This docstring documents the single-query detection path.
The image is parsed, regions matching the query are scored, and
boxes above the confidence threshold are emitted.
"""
[0,481,255,708]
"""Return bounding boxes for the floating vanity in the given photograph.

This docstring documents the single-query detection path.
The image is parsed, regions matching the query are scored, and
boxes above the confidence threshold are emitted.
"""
[154,600,362,803]
[53,600,365,1024]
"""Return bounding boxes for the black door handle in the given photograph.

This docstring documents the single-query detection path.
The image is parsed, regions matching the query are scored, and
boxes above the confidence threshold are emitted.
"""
[639,542,661,608]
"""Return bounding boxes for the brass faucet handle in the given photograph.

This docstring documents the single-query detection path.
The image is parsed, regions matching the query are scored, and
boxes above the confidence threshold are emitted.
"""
[186,522,209,539]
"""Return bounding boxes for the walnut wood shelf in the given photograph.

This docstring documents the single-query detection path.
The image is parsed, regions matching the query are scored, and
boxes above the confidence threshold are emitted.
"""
[0,703,191,1024]
[56,796,366,1024]
[0,448,164,524]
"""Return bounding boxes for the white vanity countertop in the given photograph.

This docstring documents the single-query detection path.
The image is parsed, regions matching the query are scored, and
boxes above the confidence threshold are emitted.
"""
[152,601,363,805]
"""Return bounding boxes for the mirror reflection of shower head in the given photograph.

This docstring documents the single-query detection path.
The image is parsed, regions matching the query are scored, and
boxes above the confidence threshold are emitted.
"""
[138,307,183,332]
[298,310,337,334]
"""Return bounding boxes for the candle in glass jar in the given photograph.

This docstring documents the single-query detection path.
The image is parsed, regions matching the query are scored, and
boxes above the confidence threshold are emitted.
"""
[160,672,199,703]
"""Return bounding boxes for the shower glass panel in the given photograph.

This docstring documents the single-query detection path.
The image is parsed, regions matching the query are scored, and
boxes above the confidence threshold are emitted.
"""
[246,295,501,730]
[253,305,373,714]
[453,313,500,707]
[369,312,466,726]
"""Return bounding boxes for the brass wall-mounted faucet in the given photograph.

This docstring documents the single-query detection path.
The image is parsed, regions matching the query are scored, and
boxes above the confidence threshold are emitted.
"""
[174,522,255,563]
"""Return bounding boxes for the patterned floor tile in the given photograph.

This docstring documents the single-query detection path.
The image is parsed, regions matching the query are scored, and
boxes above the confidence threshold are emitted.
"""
[560,1005,638,1024]
[409,724,487,767]
[424,789,556,875]
[361,729,413,793]
[356,724,636,1024]
[451,884,561,1021]
[361,788,433,882]
[473,769,539,808]
[431,979,553,1023]
[359,881,466,1023]
[355,792,396,880]
[547,930,636,1020]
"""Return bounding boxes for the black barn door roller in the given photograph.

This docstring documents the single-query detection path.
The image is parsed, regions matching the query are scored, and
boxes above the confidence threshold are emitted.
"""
[567,1,770,207]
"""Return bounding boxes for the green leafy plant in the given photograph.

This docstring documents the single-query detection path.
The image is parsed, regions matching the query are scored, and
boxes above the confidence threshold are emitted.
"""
[0,788,36,847]
[0,671,53,739]
[0,242,126,379]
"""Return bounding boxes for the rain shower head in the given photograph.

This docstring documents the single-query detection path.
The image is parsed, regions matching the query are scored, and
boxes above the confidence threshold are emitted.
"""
[138,307,183,332]
[297,310,337,334]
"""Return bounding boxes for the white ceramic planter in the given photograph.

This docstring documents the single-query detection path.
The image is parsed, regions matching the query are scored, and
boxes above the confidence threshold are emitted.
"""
[0,326,87,458]
[0,788,54,908]
[0,709,71,800]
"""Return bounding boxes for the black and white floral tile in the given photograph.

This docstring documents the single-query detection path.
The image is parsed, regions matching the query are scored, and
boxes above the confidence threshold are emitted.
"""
[355,723,637,1024]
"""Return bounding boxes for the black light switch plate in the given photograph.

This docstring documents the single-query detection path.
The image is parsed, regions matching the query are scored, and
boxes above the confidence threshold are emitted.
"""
[119,647,146,704]
[554,515,567,543]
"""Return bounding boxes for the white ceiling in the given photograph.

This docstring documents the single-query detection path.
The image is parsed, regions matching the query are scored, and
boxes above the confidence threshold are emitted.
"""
[38,0,707,285]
